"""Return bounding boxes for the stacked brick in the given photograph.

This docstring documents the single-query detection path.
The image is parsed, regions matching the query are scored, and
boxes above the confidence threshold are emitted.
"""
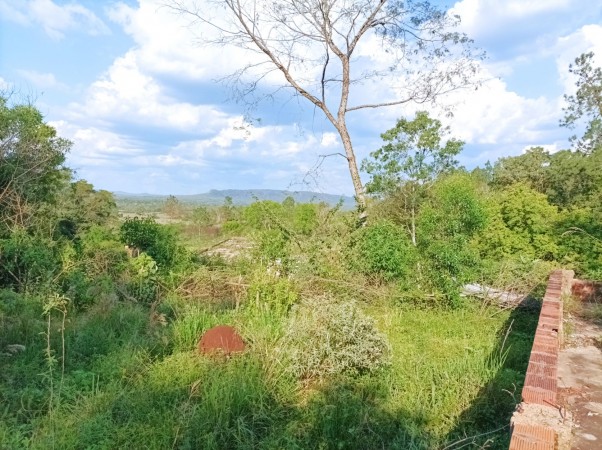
[508,269,574,450]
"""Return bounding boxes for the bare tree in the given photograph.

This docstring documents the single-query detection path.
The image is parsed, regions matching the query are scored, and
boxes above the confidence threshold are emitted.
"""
[167,0,483,212]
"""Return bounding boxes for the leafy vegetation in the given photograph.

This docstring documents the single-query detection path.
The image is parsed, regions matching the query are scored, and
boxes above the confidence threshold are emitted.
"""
[1,52,602,449]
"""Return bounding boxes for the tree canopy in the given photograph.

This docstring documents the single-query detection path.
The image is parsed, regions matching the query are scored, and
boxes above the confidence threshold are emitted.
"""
[0,96,70,233]
[362,110,462,244]
[561,52,602,153]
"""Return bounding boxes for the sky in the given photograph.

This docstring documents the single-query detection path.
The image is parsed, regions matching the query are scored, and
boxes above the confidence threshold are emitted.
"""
[1,0,601,196]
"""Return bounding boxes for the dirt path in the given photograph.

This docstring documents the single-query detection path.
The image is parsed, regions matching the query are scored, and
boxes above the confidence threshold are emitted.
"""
[558,306,602,449]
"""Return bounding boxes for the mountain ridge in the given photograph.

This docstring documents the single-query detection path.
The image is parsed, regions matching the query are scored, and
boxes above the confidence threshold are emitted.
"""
[114,188,355,208]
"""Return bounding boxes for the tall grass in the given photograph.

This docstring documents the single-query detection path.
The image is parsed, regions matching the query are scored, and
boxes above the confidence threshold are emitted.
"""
[1,289,536,449]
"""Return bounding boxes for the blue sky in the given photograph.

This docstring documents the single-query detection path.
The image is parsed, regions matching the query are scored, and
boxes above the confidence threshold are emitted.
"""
[1,0,601,196]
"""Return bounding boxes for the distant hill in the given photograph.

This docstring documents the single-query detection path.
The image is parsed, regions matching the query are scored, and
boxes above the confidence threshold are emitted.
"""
[114,189,355,209]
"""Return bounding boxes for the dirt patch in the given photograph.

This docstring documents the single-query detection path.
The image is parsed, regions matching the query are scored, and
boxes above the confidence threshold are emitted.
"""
[202,237,253,260]
[559,304,602,450]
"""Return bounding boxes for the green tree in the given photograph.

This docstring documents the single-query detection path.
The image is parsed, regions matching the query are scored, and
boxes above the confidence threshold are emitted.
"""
[556,208,602,278]
[66,180,117,230]
[546,148,602,209]
[218,196,235,223]
[561,52,602,153]
[0,96,70,234]
[491,146,550,193]
[362,111,463,245]
[191,205,212,238]
[163,195,183,219]
[416,173,487,305]
[475,184,559,261]
[119,217,184,270]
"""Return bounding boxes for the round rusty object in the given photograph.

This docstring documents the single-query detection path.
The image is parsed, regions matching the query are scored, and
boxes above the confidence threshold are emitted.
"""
[197,325,245,355]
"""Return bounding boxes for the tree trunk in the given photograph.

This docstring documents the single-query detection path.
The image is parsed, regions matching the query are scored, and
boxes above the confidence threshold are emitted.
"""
[337,122,366,212]
[411,204,416,246]
[410,184,417,246]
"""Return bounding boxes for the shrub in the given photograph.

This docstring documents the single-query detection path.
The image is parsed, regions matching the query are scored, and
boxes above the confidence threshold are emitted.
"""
[79,225,128,279]
[119,217,187,270]
[246,269,298,317]
[293,203,318,235]
[280,295,391,380]
[0,229,61,290]
[417,174,487,306]
[254,229,290,264]
[222,219,242,233]
[351,220,415,280]
[124,253,159,305]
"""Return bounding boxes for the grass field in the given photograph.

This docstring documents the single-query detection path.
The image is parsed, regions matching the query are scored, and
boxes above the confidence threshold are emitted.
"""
[1,288,537,450]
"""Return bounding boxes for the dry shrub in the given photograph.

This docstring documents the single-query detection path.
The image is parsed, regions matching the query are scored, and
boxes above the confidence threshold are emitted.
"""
[174,267,247,309]
[279,295,391,381]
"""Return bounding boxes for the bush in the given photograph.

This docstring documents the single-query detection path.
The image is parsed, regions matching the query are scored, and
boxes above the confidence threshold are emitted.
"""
[254,229,290,264]
[79,225,128,279]
[280,295,391,380]
[0,229,61,290]
[246,269,298,317]
[123,253,159,305]
[351,220,415,280]
[119,217,188,271]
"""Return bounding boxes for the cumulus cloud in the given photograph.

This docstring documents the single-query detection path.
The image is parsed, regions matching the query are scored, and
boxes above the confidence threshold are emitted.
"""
[450,0,599,60]
[106,0,272,82]
[0,0,110,40]
[67,51,231,133]
[50,120,146,167]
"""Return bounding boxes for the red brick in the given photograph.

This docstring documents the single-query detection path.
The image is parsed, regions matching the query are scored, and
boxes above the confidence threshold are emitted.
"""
[524,373,557,392]
[527,361,557,378]
[530,351,557,364]
[522,385,556,405]
[510,423,555,450]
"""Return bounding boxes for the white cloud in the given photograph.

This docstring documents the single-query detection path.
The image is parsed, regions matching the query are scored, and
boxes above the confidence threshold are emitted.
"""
[444,77,558,145]
[51,120,145,167]
[0,77,10,91]
[555,25,602,95]
[450,0,600,62]
[107,0,269,82]
[522,143,562,154]
[0,0,110,40]
[17,69,66,90]
[320,133,338,148]
[68,51,231,132]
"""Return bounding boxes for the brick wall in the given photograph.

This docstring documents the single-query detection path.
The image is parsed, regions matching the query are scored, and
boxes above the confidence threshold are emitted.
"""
[508,269,574,450]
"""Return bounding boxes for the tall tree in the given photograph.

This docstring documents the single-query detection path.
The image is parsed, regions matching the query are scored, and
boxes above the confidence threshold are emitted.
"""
[491,146,550,193]
[169,0,482,211]
[560,52,602,153]
[362,110,462,244]
[0,96,70,234]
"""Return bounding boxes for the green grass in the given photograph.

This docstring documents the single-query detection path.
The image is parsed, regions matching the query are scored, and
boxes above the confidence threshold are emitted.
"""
[1,291,536,450]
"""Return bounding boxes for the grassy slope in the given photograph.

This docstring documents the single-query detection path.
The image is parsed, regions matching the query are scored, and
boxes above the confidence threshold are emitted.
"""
[1,293,536,450]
